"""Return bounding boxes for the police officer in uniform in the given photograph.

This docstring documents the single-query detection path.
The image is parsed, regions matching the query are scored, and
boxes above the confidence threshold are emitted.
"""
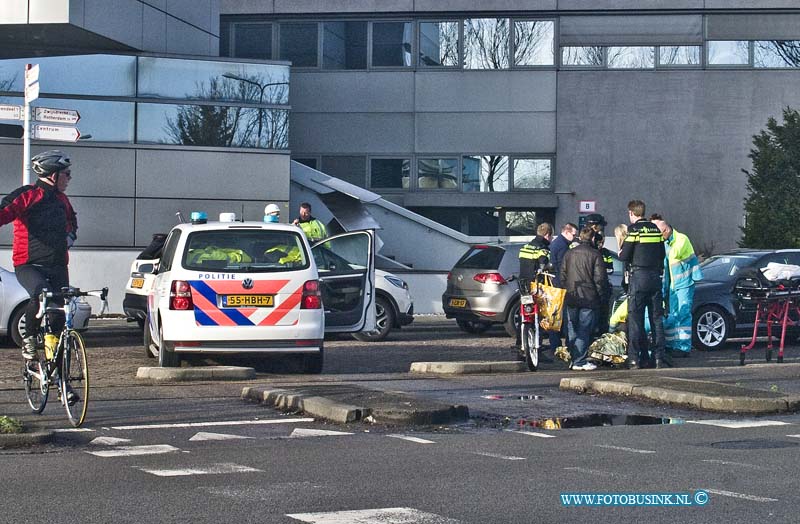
[516,222,554,360]
[618,200,667,369]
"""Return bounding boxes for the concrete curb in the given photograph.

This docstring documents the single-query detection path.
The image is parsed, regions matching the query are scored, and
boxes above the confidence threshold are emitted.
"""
[137,366,256,381]
[0,430,54,448]
[560,377,800,414]
[410,361,527,374]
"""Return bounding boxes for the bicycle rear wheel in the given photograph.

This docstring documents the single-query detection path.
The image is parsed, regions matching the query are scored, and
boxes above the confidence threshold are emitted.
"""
[23,359,49,413]
[61,330,89,427]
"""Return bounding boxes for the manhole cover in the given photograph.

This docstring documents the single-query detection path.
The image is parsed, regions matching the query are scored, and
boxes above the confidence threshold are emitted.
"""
[710,439,799,450]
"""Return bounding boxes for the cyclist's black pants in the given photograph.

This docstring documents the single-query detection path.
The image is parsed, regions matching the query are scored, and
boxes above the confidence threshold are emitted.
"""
[15,264,68,338]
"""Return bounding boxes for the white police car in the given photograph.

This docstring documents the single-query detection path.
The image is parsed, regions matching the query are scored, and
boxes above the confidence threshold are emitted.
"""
[145,212,375,372]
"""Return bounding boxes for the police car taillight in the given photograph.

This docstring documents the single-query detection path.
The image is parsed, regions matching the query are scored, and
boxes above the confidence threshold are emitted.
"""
[301,280,321,309]
[170,280,194,310]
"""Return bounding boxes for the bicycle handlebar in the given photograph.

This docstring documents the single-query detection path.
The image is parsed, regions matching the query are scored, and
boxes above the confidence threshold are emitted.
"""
[36,287,110,319]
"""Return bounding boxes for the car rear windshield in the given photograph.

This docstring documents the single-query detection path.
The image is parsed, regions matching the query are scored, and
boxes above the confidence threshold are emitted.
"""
[182,229,309,272]
[454,246,505,270]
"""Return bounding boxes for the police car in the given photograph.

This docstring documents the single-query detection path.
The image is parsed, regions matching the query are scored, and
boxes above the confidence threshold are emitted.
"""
[144,212,375,371]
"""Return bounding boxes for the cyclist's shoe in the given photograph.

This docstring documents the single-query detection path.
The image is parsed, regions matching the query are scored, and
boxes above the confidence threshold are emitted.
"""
[22,337,38,361]
[59,385,80,405]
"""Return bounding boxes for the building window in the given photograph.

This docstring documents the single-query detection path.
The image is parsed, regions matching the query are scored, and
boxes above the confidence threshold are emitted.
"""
[513,158,552,190]
[293,157,318,169]
[707,41,749,66]
[417,158,458,190]
[658,46,701,66]
[419,21,459,67]
[463,155,509,192]
[464,18,510,69]
[232,23,273,60]
[323,21,367,70]
[561,46,604,66]
[754,41,800,68]
[279,22,319,67]
[321,156,367,187]
[505,211,538,236]
[513,20,555,66]
[370,158,410,189]
[608,47,654,69]
[372,22,413,67]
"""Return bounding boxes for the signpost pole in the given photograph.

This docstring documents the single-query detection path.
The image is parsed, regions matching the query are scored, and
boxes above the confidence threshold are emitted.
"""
[22,63,40,185]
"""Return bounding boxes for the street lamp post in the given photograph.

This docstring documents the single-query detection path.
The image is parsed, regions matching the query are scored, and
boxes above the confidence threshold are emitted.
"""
[222,73,289,147]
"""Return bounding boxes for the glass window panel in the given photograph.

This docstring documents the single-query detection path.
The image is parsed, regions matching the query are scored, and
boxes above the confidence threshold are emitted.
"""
[513,159,551,190]
[0,95,134,143]
[608,47,654,69]
[658,46,701,66]
[561,46,604,66]
[323,21,367,70]
[293,158,318,169]
[0,55,135,96]
[419,21,459,67]
[372,22,413,67]
[407,207,463,232]
[321,156,367,187]
[505,211,538,236]
[280,22,319,67]
[233,23,272,60]
[417,158,458,190]
[464,18,510,69]
[137,103,289,149]
[708,41,749,65]
[370,158,410,189]
[463,155,509,192]
[754,41,800,68]
[138,57,290,105]
[513,21,554,66]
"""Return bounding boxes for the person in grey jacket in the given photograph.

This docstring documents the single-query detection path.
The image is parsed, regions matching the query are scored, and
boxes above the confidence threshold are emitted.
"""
[560,227,609,371]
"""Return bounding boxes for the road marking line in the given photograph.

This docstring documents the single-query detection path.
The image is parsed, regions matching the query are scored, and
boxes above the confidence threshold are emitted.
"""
[470,451,526,461]
[688,420,791,429]
[139,463,262,477]
[110,418,314,430]
[290,428,354,438]
[52,428,94,433]
[563,467,617,477]
[86,444,180,457]
[702,459,768,470]
[505,429,556,438]
[287,507,462,523]
[787,434,800,439]
[594,444,655,454]
[704,489,778,502]
[90,436,132,446]
[189,431,255,441]
[387,434,436,444]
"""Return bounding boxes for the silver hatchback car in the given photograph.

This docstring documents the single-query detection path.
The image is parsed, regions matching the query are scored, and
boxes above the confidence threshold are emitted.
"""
[442,243,525,336]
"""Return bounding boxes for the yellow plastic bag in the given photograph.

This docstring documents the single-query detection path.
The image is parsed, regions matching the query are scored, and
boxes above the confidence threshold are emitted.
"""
[535,275,566,332]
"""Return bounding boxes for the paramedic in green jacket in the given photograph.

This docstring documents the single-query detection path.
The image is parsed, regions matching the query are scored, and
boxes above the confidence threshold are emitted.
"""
[652,217,703,356]
[292,202,328,243]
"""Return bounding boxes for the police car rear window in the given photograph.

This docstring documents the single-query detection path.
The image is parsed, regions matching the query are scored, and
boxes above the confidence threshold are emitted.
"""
[454,246,505,270]
[182,230,310,272]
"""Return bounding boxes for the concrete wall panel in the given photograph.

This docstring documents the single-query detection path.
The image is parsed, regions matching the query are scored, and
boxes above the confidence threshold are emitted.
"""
[415,0,556,11]
[135,149,290,200]
[291,72,414,113]
[705,1,800,8]
[220,0,274,15]
[707,14,800,40]
[416,112,556,154]
[166,16,212,55]
[29,0,69,23]
[560,15,703,45]
[558,0,701,9]
[415,71,556,113]
[84,0,143,49]
[0,1,27,23]
[68,196,135,246]
[290,113,415,153]
[167,0,212,32]
[143,5,168,54]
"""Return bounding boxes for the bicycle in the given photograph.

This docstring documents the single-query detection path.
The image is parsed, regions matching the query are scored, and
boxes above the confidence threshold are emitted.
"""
[517,269,556,372]
[22,286,108,427]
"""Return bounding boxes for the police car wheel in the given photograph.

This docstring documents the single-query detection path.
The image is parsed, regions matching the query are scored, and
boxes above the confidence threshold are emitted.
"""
[158,323,180,368]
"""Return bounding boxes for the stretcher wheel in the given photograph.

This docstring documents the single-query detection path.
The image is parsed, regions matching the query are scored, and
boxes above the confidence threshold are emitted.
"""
[739,352,746,366]
[766,349,772,362]
[777,355,784,364]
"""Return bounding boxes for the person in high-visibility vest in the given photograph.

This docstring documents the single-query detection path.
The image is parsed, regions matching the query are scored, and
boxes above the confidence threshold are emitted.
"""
[516,222,554,360]
[651,216,703,357]
[292,202,328,243]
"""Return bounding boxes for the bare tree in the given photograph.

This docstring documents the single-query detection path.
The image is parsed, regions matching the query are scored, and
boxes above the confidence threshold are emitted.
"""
[513,21,554,65]
[464,18,510,69]
[562,46,604,66]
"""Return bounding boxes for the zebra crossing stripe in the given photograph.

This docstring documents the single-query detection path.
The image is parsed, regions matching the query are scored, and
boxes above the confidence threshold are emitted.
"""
[595,444,655,454]
[470,451,526,461]
[90,436,132,446]
[86,444,180,457]
[138,463,262,477]
[287,507,461,523]
[505,429,556,438]
[704,489,778,502]
[189,432,255,441]
[290,428,354,438]
[387,435,435,444]
[688,420,791,429]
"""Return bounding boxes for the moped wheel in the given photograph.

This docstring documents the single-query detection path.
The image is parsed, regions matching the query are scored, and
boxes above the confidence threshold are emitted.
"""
[522,323,538,372]
[23,359,48,413]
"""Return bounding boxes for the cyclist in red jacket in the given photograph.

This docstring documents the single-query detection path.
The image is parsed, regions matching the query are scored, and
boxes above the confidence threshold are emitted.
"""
[0,150,78,360]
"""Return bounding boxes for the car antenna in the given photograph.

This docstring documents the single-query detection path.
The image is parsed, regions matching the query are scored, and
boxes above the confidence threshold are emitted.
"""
[241,203,245,222]
[175,211,186,224]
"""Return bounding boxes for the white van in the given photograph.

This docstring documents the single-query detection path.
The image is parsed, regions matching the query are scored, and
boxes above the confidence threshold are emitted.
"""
[145,215,375,372]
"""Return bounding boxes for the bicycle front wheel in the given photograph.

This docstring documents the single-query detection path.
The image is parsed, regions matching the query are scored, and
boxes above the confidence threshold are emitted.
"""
[61,330,89,427]
[522,323,538,372]
[23,360,49,413]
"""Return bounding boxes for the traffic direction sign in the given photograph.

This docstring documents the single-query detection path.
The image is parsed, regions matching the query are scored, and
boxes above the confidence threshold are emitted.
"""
[34,107,80,124]
[24,64,40,104]
[0,123,24,139]
[0,104,22,121]
[32,124,80,142]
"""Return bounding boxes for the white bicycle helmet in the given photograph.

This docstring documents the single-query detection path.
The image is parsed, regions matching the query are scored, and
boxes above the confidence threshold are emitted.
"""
[31,150,71,177]
[264,203,280,215]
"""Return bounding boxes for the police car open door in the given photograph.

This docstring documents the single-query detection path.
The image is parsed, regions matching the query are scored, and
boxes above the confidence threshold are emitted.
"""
[312,230,376,333]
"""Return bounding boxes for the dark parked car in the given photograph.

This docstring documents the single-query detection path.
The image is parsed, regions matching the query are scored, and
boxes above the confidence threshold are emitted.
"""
[692,249,800,350]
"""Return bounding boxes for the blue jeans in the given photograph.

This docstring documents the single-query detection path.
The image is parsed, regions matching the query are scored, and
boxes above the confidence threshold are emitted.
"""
[567,307,596,367]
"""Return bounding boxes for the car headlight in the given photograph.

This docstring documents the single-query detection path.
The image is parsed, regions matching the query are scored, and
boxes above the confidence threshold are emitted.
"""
[384,275,408,290]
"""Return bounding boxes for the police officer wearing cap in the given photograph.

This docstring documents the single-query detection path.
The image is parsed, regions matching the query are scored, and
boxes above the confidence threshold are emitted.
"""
[618,200,666,369]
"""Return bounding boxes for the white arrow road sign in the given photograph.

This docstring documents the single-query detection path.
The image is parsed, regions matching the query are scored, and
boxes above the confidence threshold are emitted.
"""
[35,107,80,124]
[24,64,39,86]
[0,104,22,121]
[32,124,80,142]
